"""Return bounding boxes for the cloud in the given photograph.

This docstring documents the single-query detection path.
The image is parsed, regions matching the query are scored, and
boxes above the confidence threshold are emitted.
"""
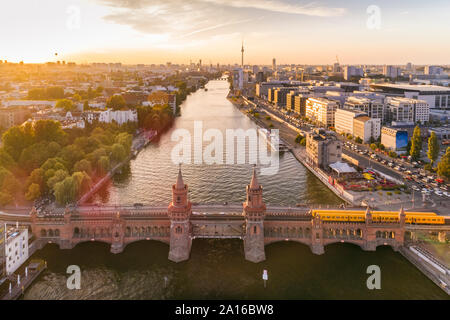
[202,0,346,17]
[93,0,346,48]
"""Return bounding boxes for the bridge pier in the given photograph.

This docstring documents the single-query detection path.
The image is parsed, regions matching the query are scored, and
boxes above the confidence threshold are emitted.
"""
[310,244,324,255]
[244,224,266,263]
[361,241,377,251]
[59,240,74,250]
[110,242,124,254]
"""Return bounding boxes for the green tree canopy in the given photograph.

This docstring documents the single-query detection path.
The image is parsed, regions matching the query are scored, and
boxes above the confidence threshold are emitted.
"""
[25,183,41,201]
[427,132,439,165]
[437,147,450,180]
[106,95,126,110]
[410,126,422,160]
[55,99,75,112]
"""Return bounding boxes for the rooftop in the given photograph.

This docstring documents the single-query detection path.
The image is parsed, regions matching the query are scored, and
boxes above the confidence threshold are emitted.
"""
[371,83,450,93]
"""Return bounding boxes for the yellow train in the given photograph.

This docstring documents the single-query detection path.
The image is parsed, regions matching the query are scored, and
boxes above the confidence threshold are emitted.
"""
[311,209,447,225]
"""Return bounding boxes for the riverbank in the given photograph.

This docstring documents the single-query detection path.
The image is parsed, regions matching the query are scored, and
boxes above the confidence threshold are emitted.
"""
[228,96,356,205]
[228,94,450,296]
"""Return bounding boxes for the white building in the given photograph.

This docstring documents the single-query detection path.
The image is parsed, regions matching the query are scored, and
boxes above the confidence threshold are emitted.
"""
[98,109,138,125]
[343,66,364,80]
[386,97,429,124]
[353,116,381,143]
[383,65,400,79]
[232,68,244,90]
[305,97,338,127]
[344,96,385,122]
[5,227,28,275]
[334,108,367,135]
[424,66,443,75]
[370,83,450,110]
[2,100,56,108]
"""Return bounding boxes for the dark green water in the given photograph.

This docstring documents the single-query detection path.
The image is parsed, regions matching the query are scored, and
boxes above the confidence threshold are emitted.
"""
[25,80,449,299]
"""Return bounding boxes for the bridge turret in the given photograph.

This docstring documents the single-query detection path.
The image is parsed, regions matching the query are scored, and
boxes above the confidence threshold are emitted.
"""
[243,166,266,263]
[365,206,372,225]
[168,166,192,263]
[399,205,406,226]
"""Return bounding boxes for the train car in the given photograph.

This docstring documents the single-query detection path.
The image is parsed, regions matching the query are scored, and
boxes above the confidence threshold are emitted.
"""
[311,210,446,225]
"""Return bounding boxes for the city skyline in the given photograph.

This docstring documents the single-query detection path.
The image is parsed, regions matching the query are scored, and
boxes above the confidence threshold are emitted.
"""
[1,0,450,65]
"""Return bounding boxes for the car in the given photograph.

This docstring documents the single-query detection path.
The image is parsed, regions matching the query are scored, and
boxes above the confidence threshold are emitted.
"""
[435,190,443,196]
[412,185,420,191]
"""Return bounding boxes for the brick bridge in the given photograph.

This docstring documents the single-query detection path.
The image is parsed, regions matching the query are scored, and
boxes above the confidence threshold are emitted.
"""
[23,167,449,263]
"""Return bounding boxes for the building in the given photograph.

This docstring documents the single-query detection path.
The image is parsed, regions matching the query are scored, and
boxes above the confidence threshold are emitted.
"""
[306,129,342,168]
[232,68,244,90]
[385,97,415,123]
[424,66,443,75]
[286,91,297,112]
[0,107,30,129]
[0,224,4,277]
[273,88,298,108]
[343,66,364,80]
[386,97,429,124]
[383,65,400,79]
[272,58,276,71]
[370,83,450,110]
[353,116,381,143]
[293,94,311,116]
[344,96,385,122]
[381,126,409,151]
[334,109,367,135]
[5,226,28,275]
[256,80,290,98]
[98,109,138,125]
[146,91,177,115]
[305,97,338,127]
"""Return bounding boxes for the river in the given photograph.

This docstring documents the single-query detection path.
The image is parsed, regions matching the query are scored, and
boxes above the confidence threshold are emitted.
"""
[24,79,448,299]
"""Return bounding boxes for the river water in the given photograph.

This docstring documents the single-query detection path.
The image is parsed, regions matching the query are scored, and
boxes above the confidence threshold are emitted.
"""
[25,80,448,299]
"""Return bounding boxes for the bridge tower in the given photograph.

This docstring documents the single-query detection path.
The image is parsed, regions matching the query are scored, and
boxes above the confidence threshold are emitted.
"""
[243,166,266,263]
[168,167,192,263]
[362,206,377,251]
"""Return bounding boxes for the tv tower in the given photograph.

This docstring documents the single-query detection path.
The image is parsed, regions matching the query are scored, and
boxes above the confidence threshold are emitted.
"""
[241,41,244,68]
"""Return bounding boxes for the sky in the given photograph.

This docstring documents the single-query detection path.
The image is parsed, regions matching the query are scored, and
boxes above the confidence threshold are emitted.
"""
[1,0,449,65]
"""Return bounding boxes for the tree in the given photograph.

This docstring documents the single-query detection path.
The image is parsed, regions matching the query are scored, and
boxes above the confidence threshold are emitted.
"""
[437,147,450,180]
[427,132,439,166]
[388,151,397,158]
[83,101,90,111]
[370,143,377,150]
[97,156,110,176]
[34,120,67,145]
[0,148,14,169]
[25,183,41,201]
[54,176,77,206]
[106,95,126,110]
[55,99,75,112]
[2,125,34,160]
[0,192,13,206]
[47,169,69,190]
[355,137,363,144]
[73,159,92,176]
[410,125,422,160]
[111,143,127,163]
